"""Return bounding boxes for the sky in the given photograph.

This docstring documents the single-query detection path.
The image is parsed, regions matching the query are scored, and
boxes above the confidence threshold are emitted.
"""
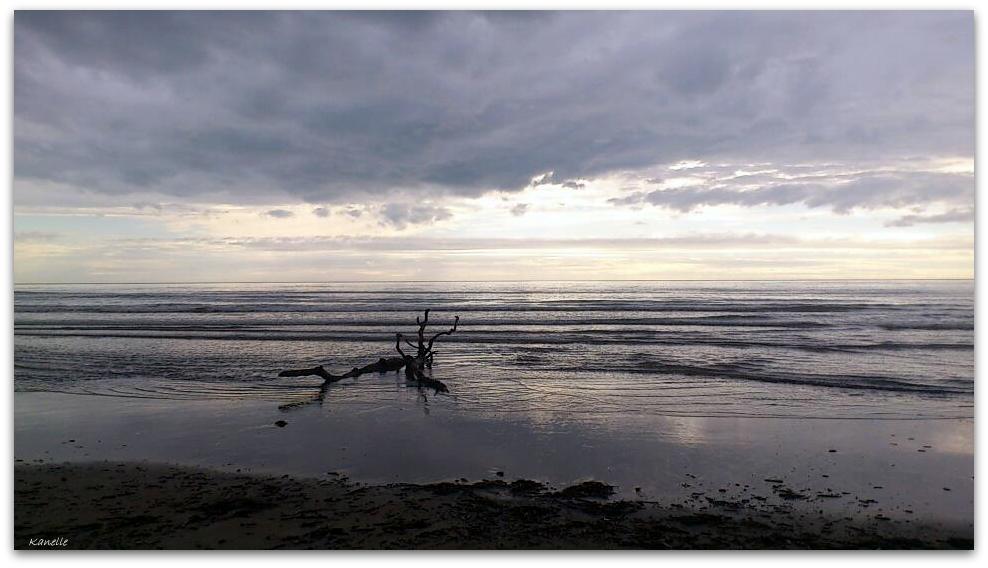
[13,10,974,283]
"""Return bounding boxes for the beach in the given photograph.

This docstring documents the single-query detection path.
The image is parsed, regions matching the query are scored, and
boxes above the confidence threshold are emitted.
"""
[13,281,975,549]
[14,460,974,550]
[14,391,974,549]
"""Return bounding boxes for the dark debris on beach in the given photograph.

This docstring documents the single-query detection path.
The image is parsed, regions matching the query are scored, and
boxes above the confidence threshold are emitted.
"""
[14,462,973,550]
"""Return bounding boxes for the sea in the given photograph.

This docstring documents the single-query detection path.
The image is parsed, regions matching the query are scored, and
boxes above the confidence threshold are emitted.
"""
[13,280,976,524]
[13,280,974,420]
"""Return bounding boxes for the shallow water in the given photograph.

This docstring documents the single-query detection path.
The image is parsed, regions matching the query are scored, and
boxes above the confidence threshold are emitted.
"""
[14,280,975,419]
[14,392,974,527]
[13,280,974,527]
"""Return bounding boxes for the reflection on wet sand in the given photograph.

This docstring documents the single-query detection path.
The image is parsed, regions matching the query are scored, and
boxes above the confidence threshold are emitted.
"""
[15,391,973,529]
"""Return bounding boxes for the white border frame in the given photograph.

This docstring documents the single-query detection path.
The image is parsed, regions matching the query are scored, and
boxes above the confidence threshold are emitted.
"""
[2,2,980,566]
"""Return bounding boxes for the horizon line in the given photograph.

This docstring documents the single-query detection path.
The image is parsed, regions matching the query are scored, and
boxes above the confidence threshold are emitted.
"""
[12,277,976,286]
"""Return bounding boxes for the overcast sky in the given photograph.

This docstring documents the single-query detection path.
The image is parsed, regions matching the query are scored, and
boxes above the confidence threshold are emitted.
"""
[14,11,973,282]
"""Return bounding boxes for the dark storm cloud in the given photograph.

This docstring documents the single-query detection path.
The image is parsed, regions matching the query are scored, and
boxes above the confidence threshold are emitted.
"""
[14,11,973,206]
[264,209,294,218]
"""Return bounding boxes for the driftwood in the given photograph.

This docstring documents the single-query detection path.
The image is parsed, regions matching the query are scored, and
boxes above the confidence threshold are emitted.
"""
[278,357,407,382]
[393,310,458,394]
[278,310,459,407]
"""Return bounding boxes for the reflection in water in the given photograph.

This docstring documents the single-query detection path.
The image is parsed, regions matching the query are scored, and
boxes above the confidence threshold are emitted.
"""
[14,391,974,526]
[14,280,974,420]
[417,389,431,416]
[653,416,714,447]
[12,281,975,528]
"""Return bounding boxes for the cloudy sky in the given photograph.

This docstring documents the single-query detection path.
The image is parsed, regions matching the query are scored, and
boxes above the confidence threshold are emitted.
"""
[14,11,973,282]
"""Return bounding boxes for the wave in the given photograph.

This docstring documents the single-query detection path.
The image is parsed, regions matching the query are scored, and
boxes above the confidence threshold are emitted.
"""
[11,327,973,352]
[12,301,917,314]
[546,357,973,396]
[877,323,974,331]
[11,282,975,418]
[13,315,834,329]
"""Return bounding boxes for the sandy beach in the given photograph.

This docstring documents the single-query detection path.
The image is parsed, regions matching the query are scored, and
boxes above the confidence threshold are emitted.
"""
[14,389,974,549]
[14,461,973,550]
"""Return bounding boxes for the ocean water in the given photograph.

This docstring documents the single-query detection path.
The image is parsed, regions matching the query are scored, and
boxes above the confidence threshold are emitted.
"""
[13,280,974,420]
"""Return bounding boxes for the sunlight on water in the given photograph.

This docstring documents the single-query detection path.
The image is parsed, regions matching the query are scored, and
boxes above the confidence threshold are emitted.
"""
[13,280,974,419]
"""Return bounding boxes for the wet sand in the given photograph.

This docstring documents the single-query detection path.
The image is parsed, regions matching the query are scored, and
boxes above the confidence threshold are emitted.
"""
[16,392,975,522]
[14,461,973,550]
[14,391,974,549]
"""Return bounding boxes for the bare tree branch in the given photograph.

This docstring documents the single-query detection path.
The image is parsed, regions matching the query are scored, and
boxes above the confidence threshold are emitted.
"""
[279,357,407,382]
[395,333,409,359]
[427,315,459,353]
[415,309,431,358]
[279,310,458,404]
